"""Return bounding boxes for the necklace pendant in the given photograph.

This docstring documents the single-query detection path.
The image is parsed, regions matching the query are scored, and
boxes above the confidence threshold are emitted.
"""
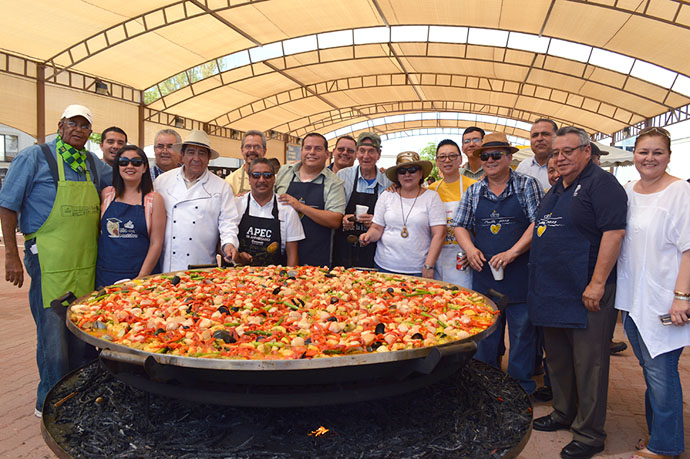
[401,226,409,238]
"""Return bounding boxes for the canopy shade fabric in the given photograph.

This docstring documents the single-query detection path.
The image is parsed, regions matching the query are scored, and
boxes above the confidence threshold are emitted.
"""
[3,0,690,142]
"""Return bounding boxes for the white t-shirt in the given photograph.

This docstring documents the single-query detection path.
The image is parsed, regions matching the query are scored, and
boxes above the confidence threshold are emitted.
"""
[372,189,447,273]
[615,180,690,358]
[235,193,305,254]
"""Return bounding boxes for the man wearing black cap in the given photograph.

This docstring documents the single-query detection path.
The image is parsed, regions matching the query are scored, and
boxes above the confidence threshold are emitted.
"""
[333,132,392,268]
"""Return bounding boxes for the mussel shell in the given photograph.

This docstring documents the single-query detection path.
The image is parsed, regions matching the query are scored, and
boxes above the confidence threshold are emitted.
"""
[375,323,385,335]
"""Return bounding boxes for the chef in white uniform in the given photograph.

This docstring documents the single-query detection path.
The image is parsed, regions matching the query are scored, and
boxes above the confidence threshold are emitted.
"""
[154,130,239,272]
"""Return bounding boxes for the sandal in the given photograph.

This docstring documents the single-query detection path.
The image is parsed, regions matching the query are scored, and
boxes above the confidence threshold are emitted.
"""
[635,439,647,451]
[630,448,673,459]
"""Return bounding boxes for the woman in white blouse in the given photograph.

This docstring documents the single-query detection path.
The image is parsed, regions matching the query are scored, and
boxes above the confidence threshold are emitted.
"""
[360,151,446,278]
[615,126,690,459]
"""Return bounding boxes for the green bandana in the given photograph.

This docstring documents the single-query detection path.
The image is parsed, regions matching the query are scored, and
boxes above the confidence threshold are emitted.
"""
[56,134,88,174]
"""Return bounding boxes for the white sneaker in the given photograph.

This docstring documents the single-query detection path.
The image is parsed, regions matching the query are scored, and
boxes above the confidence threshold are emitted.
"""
[34,408,42,418]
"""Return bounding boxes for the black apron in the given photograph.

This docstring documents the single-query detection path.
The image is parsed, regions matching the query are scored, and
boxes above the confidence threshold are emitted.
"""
[472,188,530,304]
[528,179,591,328]
[238,196,285,266]
[286,174,332,267]
[332,167,379,268]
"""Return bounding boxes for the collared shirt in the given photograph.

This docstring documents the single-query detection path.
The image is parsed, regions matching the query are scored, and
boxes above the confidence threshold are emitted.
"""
[460,164,484,181]
[235,193,305,253]
[225,166,251,195]
[182,167,203,189]
[515,156,550,191]
[545,161,627,283]
[150,164,164,181]
[0,139,112,234]
[336,165,392,202]
[452,170,543,230]
[274,161,347,214]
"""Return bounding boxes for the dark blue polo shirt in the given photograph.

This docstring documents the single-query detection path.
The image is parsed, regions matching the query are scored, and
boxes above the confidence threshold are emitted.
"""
[541,161,627,284]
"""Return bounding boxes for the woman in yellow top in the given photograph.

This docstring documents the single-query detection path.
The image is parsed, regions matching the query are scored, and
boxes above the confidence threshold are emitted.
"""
[429,139,476,288]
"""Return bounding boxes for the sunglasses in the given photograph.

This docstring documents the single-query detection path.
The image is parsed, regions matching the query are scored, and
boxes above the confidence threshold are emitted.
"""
[397,165,421,175]
[118,157,145,167]
[250,171,275,179]
[479,151,505,161]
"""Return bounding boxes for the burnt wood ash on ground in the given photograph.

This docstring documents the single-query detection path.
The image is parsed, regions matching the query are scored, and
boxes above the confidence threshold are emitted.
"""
[44,360,531,458]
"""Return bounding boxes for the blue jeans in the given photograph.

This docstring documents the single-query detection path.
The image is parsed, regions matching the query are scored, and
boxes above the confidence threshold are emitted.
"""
[474,302,536,394]
[624,313,685,455]
[25,240,92,411]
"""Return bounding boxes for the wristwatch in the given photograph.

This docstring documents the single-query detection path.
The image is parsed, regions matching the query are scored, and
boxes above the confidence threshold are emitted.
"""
[423,264,434,270]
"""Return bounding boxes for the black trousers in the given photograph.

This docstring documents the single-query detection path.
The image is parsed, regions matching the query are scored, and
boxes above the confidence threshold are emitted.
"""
[543,283,617,447]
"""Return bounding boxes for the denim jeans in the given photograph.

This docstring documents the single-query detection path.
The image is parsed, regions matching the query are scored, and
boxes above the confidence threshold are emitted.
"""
[474,302,536,394]
[624,313,685,455]
[24,240,92,411]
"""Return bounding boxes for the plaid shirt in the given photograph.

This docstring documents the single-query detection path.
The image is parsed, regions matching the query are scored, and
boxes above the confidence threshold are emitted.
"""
[452,170,543,229]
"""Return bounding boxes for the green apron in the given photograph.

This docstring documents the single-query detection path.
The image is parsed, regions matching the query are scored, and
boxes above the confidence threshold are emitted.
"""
[26,152,100,308]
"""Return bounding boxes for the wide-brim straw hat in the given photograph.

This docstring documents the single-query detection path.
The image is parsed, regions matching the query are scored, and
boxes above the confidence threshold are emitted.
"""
[172,129,220,159]
[474,132,519,155]
[385,151,434,182]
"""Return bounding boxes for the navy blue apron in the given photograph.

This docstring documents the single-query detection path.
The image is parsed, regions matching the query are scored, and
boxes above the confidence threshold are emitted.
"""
[332,167,379,268]
[528,179,590,328]
[237,196,285,266]
[472,186,530,303]
[286,174,331,267]
[95,195,152,288]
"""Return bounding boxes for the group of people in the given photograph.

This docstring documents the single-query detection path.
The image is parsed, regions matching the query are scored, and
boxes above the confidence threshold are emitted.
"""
[0,103,688,459]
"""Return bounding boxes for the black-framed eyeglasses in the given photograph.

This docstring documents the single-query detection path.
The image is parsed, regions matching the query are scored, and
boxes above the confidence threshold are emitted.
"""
[397,165,421,175]
[552,144,587,158]
[250,171,275,179]
[437,153,460,162]
[462,138,482,145]
[479,151,505,161]
[118,157,145,167]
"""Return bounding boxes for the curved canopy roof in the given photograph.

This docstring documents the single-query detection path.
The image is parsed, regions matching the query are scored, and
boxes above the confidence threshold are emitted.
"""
[3,0,690,142]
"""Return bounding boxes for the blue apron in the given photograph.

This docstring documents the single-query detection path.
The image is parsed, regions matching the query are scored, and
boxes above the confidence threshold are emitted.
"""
[286,174,332,267]
[95,196,151,288]
[472,187,530,304]
[528,180,590,328]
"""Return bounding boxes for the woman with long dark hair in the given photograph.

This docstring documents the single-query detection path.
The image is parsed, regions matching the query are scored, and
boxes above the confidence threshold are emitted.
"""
[95,145,166,287]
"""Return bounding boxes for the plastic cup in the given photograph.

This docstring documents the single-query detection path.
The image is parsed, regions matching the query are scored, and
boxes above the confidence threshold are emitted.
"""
[490,263,504,281]
[355,205,369,218]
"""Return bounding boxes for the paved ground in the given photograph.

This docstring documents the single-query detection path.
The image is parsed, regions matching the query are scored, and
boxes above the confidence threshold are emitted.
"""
[1,235,688,458]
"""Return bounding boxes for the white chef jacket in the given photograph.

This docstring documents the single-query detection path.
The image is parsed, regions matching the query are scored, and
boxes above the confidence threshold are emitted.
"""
[615,180,690,358]
[154,167,240,272]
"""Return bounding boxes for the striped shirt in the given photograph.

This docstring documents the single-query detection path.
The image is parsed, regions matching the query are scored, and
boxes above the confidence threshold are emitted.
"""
[452,170,543,229]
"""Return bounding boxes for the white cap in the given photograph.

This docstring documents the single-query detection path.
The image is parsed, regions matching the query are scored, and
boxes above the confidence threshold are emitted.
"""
[61,105,93,126]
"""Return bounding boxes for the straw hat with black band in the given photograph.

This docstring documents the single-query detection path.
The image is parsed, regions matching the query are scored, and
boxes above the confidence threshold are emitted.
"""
[473,132,519,156]
[172,130,220,160]
[385,151,434,183]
